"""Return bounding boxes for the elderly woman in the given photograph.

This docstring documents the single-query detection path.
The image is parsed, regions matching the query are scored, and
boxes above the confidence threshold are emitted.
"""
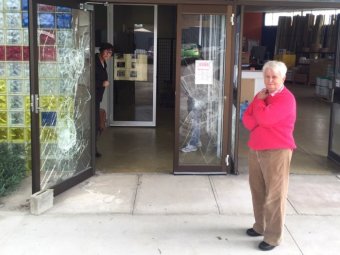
[242,60,296,251]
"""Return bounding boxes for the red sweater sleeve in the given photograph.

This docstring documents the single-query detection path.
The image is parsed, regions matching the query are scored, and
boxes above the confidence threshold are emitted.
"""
[242,100,258,131]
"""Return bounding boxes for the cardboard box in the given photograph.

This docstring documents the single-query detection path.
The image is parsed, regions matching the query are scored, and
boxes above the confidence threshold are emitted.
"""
[242,52,250,64]
[293,73,308,85]
[309,59,334,86]
[240,78,254,102]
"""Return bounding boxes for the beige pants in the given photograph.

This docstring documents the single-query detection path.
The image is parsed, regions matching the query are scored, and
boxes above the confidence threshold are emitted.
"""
[248,149,292,246]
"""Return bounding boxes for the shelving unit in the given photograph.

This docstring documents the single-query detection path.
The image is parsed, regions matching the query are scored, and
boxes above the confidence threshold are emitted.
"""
[292,50,335,87]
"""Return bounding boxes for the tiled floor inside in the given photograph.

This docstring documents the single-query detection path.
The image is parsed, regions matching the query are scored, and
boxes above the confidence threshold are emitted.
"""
[96,84,340,174]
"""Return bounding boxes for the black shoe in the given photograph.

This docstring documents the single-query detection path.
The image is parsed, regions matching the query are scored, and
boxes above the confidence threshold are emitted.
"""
[246,228,262,237]
[258,241,276,251]
[95,152,102,158]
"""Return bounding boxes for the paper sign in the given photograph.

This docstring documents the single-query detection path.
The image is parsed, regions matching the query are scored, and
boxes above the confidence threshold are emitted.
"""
[195,60,213,85]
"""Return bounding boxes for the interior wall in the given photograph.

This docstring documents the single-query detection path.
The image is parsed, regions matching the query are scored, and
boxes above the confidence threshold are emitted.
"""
[158,5,177,38]
[156,5,177,109]
[243,12,263,45]
[261,26,276,59]
[95,5,108,46]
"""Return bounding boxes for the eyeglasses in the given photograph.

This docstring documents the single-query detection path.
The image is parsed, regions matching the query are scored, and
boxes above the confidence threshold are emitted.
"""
[106,50,113,54]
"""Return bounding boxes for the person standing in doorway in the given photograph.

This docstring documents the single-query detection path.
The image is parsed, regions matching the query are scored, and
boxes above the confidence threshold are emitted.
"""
[242,60,296,251]
[95,42,113,157]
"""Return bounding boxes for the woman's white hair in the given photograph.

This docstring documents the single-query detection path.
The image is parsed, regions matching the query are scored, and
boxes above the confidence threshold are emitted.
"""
[262,60,287,78]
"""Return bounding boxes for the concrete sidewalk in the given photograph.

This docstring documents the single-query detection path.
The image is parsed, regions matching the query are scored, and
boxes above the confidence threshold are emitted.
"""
[1,172,340,254]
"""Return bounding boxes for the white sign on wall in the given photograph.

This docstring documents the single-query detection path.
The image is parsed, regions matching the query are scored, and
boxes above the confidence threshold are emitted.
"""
[195,60,213,85]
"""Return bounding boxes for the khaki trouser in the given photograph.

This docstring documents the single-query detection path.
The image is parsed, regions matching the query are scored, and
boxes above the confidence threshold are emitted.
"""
[248,149,293,246]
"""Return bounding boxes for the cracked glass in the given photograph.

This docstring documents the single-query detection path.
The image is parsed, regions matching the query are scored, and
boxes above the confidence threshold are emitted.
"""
[179,14,226,165]
[37,5,92,189]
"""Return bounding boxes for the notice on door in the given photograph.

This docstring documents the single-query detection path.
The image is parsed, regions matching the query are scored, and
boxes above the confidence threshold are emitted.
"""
[195,60,213,85]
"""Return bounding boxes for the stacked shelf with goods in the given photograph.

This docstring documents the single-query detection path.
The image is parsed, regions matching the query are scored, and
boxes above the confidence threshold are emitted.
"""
[274,13,338,90]
[315,76,333,101]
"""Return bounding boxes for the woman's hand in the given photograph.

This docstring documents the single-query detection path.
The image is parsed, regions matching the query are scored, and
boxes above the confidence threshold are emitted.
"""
[257,88,269,100]
[103,80,110,87]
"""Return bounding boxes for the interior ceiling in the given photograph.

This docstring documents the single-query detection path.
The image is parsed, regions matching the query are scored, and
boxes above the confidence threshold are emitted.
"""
[244,6,338,13]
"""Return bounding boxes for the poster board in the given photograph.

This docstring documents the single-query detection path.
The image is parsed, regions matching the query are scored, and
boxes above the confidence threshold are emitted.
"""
[195,60,213,85]
[114,53,147,81]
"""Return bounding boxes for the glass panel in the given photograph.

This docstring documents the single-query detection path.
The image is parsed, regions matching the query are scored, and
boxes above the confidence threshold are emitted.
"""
[37,5,92,189]
[330,103,340,155]
[179,14,226,165]
[113,5,155,123]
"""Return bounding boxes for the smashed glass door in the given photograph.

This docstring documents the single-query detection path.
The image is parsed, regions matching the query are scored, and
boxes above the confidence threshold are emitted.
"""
[30,1,94,194]
[174,5,232,173]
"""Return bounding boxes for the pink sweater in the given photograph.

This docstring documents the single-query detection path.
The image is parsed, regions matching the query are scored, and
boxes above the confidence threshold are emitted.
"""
[242,87,296,150]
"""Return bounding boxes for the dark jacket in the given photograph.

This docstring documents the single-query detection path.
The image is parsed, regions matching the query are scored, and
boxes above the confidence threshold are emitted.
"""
[95,53,108,103]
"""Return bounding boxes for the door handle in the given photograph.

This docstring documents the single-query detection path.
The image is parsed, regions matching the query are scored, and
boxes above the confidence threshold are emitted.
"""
[31,94,40,114]
[35,94,40,114]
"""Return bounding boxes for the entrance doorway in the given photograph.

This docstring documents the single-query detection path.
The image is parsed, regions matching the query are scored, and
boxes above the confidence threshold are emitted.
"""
[240,5,340,174]
[108,5,157,126]
[96,5,176,173]
[95,4,236,174]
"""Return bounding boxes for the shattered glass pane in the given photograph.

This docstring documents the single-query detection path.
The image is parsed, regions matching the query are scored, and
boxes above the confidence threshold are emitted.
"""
[37,6,92,189]
[56,30,73,47]
[179,14,226,166]
[40,79,59,95]
[38,63,58,78]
